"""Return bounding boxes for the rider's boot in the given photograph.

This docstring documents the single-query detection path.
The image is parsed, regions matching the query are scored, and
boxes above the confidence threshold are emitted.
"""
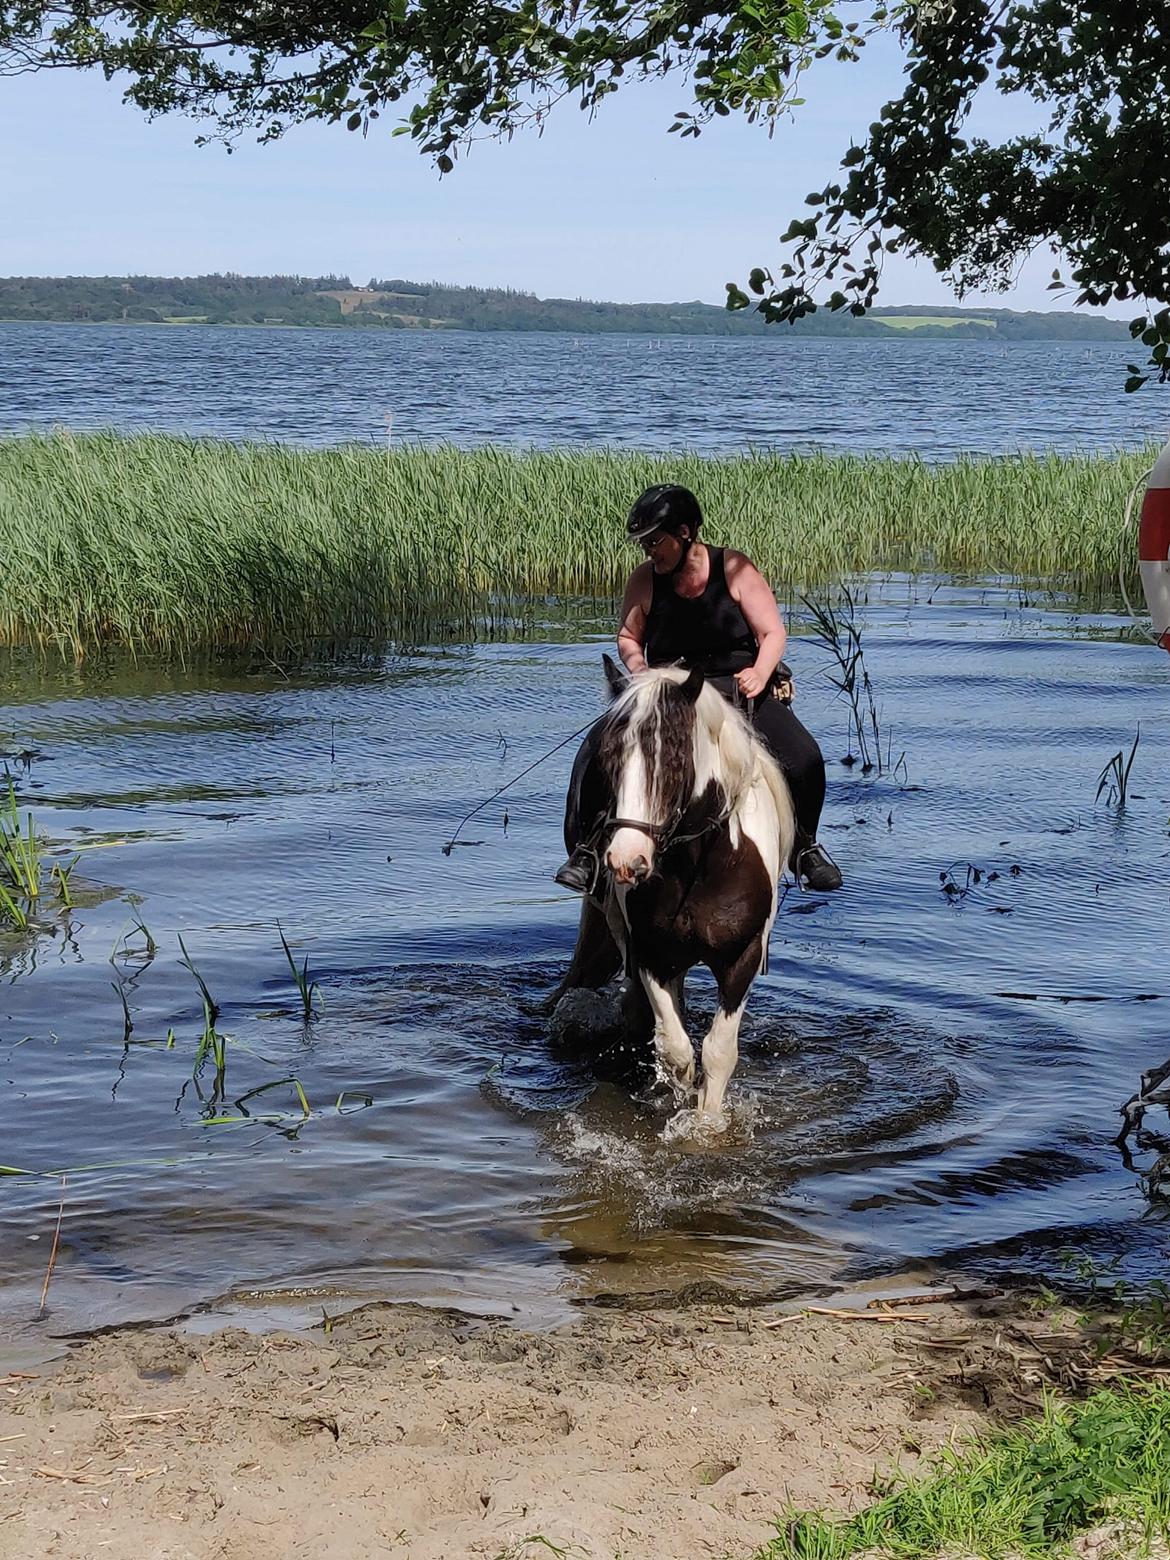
[554,845,597,894]
[791,834,843,892]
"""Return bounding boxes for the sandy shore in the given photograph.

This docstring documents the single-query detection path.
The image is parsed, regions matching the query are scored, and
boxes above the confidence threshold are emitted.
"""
[0,1288,1097,1560]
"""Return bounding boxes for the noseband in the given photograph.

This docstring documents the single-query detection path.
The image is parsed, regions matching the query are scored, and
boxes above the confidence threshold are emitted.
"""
[576,799,732,900]
[606,807,684,845]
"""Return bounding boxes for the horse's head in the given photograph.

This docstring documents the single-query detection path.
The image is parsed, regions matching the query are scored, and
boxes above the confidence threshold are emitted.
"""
[597,666,705,885]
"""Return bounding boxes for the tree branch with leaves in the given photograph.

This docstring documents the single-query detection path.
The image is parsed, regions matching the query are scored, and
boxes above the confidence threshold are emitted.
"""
[727,1,1170,389]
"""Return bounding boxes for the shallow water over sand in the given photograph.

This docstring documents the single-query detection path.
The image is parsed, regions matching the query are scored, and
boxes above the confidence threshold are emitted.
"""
[0,580,1167,1358]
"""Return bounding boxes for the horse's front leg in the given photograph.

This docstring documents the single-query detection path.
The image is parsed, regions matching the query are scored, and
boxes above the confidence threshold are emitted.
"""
[640,969,695,1093]
[699,935,765,1116]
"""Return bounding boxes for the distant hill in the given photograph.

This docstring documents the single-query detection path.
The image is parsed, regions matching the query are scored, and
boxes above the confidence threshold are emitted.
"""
[0,273,1132,340]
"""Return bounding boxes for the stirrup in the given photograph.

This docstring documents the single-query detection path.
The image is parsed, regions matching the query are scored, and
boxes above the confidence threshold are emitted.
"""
[794,842,843,892]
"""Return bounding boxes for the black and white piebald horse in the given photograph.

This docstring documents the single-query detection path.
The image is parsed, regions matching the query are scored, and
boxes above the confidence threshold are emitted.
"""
[552,657,794,1119]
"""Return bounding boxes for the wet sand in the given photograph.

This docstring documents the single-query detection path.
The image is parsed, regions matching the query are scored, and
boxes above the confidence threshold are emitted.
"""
[0,1286,1101,1560]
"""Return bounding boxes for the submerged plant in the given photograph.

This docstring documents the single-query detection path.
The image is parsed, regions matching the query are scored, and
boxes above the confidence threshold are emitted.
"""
[0,779,41,926]
[802,587,888,775]
[278,922,322,1019]
[112,906,158,964]
[178,934,228,1099]
[0,878,28,931]
[50,854,80,908]
[1096,726,1141,810]
[0,786,89,931]
[111,980,134,1044]
[200,1076,311,1129]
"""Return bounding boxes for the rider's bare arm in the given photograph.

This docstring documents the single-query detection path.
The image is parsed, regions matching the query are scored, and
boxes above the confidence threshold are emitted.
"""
[617,563,653,673]
[725,551,787,698]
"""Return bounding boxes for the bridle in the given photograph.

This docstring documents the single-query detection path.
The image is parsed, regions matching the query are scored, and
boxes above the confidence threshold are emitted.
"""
[577,796,734,900]
[605,806,684,844]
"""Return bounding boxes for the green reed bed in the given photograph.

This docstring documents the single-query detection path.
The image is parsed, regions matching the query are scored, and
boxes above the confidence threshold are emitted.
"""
[0,430,1153,654]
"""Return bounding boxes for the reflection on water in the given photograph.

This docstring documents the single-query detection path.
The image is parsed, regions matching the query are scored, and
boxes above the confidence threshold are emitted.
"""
[0,580,1168,1358]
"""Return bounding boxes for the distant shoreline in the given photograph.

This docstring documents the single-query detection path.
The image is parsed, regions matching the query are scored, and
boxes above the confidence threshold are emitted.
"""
[0,273,1133,341]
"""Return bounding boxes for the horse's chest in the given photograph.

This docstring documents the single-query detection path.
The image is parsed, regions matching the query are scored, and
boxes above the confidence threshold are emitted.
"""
[627,840,772,954]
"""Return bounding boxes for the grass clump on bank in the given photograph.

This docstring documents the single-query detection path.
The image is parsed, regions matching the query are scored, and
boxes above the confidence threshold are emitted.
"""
[0,430,1154,655]
[761,1385,1170,1559]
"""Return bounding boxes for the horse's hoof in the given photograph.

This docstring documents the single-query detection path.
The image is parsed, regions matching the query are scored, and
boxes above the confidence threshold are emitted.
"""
[662,1106,731,1147]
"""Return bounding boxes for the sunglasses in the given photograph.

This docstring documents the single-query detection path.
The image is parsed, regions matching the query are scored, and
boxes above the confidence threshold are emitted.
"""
[637,530,670,554]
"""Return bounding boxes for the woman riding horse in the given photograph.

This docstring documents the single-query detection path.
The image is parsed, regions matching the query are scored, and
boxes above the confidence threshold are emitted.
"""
[555,484,842,894]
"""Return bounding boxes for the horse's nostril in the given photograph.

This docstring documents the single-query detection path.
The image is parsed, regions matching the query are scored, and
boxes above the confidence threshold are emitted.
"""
[632,855,650,882]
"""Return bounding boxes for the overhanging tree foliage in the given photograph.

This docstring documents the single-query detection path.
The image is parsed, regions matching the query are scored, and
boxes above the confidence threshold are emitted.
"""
[3,0,1168,384]
[726,1,1170,390]
[0,0,868,156]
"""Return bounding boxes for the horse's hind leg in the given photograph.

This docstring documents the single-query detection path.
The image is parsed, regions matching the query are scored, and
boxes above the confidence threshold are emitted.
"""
[699,935,765,1116]
[540,896,622,1013]
[640,970,695,1092]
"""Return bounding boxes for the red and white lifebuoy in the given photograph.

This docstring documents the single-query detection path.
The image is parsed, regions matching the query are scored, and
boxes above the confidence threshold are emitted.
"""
[1139,437,1170,652]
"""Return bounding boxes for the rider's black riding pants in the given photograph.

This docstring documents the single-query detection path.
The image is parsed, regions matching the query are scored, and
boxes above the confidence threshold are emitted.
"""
[745,693,827,849]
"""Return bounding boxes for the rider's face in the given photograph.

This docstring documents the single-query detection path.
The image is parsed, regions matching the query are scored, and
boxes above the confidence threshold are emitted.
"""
[639,528,687,571]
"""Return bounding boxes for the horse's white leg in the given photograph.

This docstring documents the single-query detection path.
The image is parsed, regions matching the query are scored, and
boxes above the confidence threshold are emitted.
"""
[699,931,767,1117]
[667,973,687,1026]
[640,970,694,1090]
[697,1003,745,1116]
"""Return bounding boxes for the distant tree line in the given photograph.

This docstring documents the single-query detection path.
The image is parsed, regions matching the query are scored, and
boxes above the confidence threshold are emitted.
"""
[0,274,1131,340]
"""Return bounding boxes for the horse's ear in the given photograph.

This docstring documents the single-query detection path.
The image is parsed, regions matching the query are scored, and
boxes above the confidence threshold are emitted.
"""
[681,666,704,703]
[602,653,628,700]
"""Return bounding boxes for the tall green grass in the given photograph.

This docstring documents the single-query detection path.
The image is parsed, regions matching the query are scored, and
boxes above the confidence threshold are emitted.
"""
[0,430,1153,655]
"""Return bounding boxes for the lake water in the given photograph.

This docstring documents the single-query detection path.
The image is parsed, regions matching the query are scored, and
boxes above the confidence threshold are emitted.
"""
[2,322,1168,456]
[2,582,1168,1360]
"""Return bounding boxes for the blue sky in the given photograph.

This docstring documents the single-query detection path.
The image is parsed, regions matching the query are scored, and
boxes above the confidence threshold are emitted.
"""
[0,33,1083,310]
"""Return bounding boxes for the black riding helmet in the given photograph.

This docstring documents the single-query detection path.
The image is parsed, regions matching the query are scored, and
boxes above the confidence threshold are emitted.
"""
[626,484,703,543]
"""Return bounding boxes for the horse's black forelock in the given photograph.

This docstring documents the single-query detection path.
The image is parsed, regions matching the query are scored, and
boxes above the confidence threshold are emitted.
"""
[598,678,697,821]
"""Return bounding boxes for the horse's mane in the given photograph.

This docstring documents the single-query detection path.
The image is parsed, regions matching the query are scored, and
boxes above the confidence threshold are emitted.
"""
[610,668,793,846]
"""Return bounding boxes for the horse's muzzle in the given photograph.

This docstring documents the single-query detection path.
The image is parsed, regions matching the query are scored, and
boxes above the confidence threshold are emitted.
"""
[606,831,654,886]
[609,852,651,887]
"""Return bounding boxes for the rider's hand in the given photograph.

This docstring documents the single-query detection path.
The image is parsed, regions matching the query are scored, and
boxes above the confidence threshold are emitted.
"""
[735,666,768,700]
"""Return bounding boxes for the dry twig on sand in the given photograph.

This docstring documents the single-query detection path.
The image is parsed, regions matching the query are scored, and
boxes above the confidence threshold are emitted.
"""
[36,1176,66,1317]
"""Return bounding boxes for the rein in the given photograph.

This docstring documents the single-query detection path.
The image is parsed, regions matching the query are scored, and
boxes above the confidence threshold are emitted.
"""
[440,715,600,856]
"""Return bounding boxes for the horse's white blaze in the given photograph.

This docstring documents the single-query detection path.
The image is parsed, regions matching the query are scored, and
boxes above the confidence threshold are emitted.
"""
[606,727,655,882]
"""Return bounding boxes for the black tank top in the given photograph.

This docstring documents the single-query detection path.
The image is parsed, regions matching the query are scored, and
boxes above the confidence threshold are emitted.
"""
[643,547,757,676]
